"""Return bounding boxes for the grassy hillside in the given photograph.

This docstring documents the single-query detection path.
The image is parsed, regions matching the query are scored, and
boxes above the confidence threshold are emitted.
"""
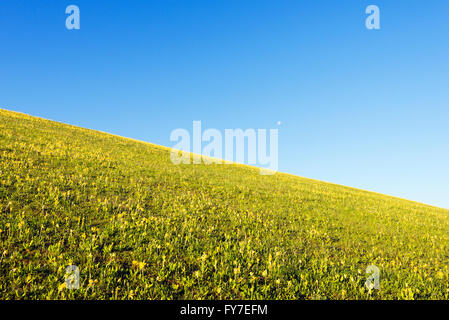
[1,108,448,300]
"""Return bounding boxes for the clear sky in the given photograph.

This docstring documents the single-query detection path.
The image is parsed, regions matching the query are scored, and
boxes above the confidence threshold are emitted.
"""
[1,1,448,208]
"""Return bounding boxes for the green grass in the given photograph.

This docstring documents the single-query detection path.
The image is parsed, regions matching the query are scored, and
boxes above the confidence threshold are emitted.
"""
[1,108,449,300]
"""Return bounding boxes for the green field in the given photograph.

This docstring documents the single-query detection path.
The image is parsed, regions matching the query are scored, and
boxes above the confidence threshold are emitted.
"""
[1,108,448,300]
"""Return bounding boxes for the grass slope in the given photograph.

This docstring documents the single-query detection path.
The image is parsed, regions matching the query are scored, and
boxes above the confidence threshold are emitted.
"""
[1,108,448,300]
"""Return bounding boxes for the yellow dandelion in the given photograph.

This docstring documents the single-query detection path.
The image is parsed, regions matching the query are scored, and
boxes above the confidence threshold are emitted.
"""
[58,282,66,292]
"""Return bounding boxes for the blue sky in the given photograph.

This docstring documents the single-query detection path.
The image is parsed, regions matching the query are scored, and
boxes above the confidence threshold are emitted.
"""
[1,0,448,208]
